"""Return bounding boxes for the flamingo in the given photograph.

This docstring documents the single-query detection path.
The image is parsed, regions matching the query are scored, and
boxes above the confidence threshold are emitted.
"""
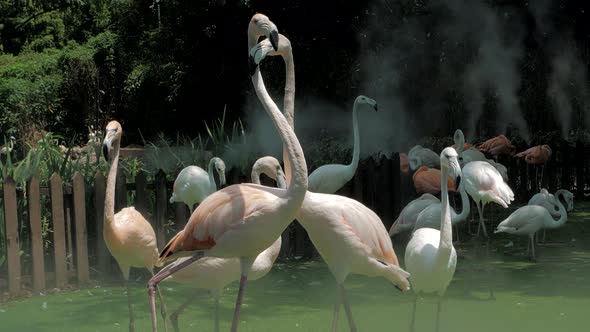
[0,135,15,155]
[462,161,514,237]
[307,95,378,194]
[515,144,552,189]
[408,145,439,170]
[476,134,516,158]
[388,194,440,236]
[169,157,227,213]
[405,147,461,332]
[528,188,574,242]
[253,34,410,331]
[146,14,303,332]
[102,121,167,332]
[451,129,472,158]
[454,129,508,181]
[412,166,456,194]
[164,156,286,332]
[495,195,568,260]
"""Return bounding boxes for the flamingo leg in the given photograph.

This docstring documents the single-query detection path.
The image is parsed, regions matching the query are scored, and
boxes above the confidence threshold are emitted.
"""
[156,285,168,332]
[479,203,488,238]
[435,296,442,332]
[530,235,537,261]
[230,257,255,332]
[410,294,418,332]
[126,279,135,332]
[331,285,342,332]
[340,285,357,332]
[542,229,547,243]
[148,252,204,332]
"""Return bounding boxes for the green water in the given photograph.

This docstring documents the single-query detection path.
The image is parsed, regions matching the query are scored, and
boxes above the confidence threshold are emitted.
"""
[1,202,589,332]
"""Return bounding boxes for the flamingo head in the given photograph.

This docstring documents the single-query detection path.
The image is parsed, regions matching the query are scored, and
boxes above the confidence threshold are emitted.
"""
[211,157,226,187]
[248,13,279,75]
[102,120,122,162]
[355,95,378,111]
[453,129,465,157]
[441,147,462,190]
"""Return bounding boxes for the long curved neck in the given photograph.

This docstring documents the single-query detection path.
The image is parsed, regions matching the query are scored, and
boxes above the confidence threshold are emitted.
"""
[207,158,217,191]
[437,164,453,259]
[451,184,470,223]
[545,194,567,229]
[104,140,120,224]
[349,101,360,170]
[282,47,295,185]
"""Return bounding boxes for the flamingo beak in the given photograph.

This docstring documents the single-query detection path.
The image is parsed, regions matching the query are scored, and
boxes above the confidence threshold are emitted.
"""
[102,143,109,162]
[270,30,279,51]
[455,175,461,191]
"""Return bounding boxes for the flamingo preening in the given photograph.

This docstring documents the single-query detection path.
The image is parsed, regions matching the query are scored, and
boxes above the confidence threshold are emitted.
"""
[169,157,227,213]
[389,194,440,236]
[307,95,378,194]
[253,33,410,331]
[146,14,306,332]
[405,147,461,332]
[495,195,568,260]
[102,121,167,332]
[412,166,456,194]
[163,156,286,332]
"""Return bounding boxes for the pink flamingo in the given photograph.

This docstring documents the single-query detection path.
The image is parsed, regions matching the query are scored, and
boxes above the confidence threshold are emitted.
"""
[412,166,456,194]
[515,144,552,189]
[476,135,516,158]
[400,152,410,174]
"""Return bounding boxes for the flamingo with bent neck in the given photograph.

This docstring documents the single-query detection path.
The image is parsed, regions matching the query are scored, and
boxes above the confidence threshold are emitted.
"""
[169,157,226,213]
[476,134,516,158]
[102,121,167,332]
[164,156,286,332]
[146,13,307,332]
[389,194,440,236]
[408,145,440,170]
[253,34,410,332]
[454,129,508,181]
[528,188,574,242]
[307,95,378,194]
[495,194,568,260]
[405,147,461,332]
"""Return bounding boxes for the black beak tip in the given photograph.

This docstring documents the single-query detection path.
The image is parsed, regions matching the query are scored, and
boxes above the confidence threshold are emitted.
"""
[102,144,109,162]
[270,30,279,51]
[248,55,257,77]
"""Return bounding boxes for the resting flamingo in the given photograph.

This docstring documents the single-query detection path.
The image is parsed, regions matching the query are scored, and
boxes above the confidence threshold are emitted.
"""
[476,134,516,158]
[405,147,461,332]
[389,194,439,236]
[254,34,410,331]
[102,121,167,332]
[454,129,508,181]
[146,14,303,332]
[164,156,286,332]
[307,95,378,194]
[515,144,552,189]
[408,145,439,170]
[399,152,410,174]
[169,157,227,213]
[413,166,456,194]
[528,188,574,242]
[462,161,514,237]
[495,195,568,260]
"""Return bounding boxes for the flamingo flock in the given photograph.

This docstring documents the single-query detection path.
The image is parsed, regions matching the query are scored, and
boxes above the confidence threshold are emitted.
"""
[86,12,580,332]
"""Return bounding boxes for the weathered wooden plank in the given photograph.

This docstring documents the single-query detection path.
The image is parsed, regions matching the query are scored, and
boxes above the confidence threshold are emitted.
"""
[576,141,585,197]
[50,173,67,288]
[155,170,167,247]
[380,155,393,229]
[94,172,110,275]
[115,172,126,212]
[27,176,45,293]
[391,152,402,222]
[175,202,189,231]
[135,172,148,216]
[3,176,21,295]
[72,172,89,283]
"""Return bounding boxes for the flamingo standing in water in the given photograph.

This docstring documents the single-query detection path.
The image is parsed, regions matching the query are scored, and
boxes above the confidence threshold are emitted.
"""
[164,156,286,332]
[515,144,552,190]
[405,147,461,332]
[307,95,378,194]
[528,188,574,242]
[146,14,306,332]
[476,134,516,158]
[412,166,456,194]
[253,34,410,331]
[169,157,227,213]
[408,145,439,170]
[462,161,514,237]
[389,194,440,236]
[495,195,568,260]
[102,121,167,332]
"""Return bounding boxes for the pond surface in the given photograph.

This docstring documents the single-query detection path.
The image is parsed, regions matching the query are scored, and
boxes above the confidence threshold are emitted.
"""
[1,202,589,332]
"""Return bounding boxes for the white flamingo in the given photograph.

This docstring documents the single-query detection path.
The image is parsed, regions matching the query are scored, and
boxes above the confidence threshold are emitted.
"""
[528,188,574,242]
[405,147,461,332]
[388,194,440,236]
[307,95,377,194]
[0,135,15,155]
[408,145,439,170]
[495,195,568,260]
[164,156,286,332]
[462,161,514,237]
[454,129,508,181]
[169,157,226,213]
[146,14,302,332]
[254,34,410,332]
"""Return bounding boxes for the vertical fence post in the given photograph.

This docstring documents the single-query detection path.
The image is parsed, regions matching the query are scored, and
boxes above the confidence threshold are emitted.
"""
[576,140,585,197]
[135,172,148,217]
[155,170,167,247]
[175,203,188,231]
[27,175,45,293]
[3,176,21,296]
[50,173,67,288]
[94,172,110,276]
[115,172,126,212]
[72,172,89,283]
[391,152,402,223]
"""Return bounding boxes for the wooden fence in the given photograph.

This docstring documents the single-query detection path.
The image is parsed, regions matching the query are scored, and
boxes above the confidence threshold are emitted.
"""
[1,144,589,297]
